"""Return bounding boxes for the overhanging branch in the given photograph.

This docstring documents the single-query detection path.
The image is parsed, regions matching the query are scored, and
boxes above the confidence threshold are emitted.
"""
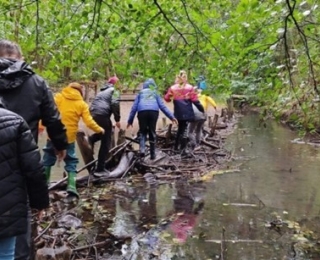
[153,0,188,45]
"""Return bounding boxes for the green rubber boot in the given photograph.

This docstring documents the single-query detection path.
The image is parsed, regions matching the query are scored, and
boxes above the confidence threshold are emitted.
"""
[44,166,51,184]
[67,172,79,197]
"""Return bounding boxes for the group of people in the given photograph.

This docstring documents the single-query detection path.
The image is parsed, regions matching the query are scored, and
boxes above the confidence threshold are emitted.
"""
[0,39,216,260]
[128,70,217,159]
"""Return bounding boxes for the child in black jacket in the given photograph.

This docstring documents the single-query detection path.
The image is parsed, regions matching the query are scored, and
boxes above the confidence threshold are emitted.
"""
[0,100,49,259]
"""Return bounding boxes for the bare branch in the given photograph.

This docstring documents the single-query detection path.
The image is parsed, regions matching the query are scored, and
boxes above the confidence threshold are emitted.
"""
[0,0,36,14]
[153,0,188,45]
[70,0,100,52]
[285,0,319,96]
[133,11,161,47]
[180,0,221,56]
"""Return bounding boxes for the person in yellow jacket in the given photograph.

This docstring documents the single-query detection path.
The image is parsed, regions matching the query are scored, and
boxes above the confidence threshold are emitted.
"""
[198,89,217,112]
[42,82,104,196]
[188,88,217,150]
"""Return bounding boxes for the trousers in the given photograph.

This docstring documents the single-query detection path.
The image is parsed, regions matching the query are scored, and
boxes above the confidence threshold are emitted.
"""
[0,236,16,260]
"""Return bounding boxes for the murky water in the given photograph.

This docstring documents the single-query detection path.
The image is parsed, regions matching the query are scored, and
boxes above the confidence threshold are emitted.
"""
[41,113,320,259]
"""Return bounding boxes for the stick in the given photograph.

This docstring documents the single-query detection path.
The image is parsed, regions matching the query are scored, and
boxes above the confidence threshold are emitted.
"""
[34,220,54,242]
[73,241,109,251]
[121,158,138,179]
[201,139,219,149]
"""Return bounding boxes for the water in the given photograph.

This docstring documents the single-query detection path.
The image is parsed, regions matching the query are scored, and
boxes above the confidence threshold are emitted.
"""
[40,113,320,259]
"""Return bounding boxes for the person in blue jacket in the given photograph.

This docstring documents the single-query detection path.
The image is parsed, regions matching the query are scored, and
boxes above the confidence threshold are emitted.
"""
[197,75,207,91]
[127,78,177,159]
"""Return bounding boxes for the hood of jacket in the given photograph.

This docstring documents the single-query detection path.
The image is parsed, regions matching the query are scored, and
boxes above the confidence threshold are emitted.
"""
[100,82,114,91]
[143,78,157,90]
[0,58,34,90]
[60,86,83,101]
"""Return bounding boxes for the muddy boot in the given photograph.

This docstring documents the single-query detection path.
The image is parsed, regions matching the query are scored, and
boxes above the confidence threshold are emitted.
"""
[150,141,156,160]
[180,137,188,151]
[67,172,79,197]
[44,166,51,184]
[139,134,146,157]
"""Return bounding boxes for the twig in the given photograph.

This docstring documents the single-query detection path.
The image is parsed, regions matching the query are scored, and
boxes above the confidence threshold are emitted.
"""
[73,241,108,251]
[153,0,188,45]
[121,158,138,179]
[34,220,54,242]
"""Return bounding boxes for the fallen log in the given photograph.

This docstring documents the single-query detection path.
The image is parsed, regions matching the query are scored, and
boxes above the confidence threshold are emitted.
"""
[76,131,94,173]
[209,114,219,137]
[201,139,220,149]
[108,152,135,178]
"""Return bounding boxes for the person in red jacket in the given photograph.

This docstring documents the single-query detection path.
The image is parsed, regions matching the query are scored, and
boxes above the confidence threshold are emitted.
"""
[164,70,204,152]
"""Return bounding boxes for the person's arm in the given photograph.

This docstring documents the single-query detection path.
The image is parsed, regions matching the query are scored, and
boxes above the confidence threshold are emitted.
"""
[40,83,68,151]
[156,94,174,120]
[127,95,139,126]
[207,95,217,108]
[192,100,205,113]
[81,102,104,133]
[17,119,49,210]
[111,90,121,123]
[164,87,173,102]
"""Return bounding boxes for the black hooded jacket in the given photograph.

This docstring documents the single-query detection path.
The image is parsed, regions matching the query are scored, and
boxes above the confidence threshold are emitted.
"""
[0,58,67,150]
[90,83,121,122]
[0,100,49,239]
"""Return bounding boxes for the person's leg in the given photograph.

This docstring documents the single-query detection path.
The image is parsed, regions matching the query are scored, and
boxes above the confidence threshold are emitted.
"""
[88,115,103,150]
[42,140,57,183]
[95,117,112,173]
[64,143,79,196]
[174,120,185,150]
[137,111,149,156]
[195,119,205,145]
[147,111,159,159]
[188,121,197,149]
[179,121,189,151]
[0,237,16,260]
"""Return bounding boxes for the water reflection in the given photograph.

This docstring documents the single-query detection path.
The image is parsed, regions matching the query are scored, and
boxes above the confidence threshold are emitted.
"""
[169,180,205,243]
[49,113,320,259]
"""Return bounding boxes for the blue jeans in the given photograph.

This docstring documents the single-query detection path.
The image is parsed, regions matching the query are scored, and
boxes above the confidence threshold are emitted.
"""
[0,237,16,260]
[43,140,79,172]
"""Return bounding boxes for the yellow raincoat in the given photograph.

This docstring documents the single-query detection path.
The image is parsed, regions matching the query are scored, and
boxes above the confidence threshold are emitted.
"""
[54,85,103,143]
[198,93,217,111]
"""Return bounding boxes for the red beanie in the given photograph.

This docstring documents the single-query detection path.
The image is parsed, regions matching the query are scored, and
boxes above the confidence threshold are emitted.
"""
[108,76,119,84]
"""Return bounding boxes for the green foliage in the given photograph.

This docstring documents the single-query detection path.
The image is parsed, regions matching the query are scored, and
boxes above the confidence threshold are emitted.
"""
[1,0,320,131]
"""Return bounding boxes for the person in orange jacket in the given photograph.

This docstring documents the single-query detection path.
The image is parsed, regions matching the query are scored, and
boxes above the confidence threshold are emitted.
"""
[42,82,104,196]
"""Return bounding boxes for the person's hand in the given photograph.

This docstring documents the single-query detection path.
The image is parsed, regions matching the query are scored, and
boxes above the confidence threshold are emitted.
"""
[100,128,105,134]
[115,122,121,129]
[32,209,46,221]
[37,209,45,221]
[171,118,178,125]
[55,149,66,163]
[127,124,132,129]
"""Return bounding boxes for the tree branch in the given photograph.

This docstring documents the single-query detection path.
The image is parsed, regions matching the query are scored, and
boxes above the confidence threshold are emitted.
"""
[153,0,188,45]
[285,0,319,96]
[180,0,221,56]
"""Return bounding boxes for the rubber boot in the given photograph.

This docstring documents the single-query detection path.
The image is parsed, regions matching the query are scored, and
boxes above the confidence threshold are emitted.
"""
[139,134,146,157]
[67,172,79,197]
[150,141,156,160]
[44,166,51,184]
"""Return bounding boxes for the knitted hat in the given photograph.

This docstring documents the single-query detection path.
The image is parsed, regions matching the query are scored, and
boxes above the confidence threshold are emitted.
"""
[108,76,119,84]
